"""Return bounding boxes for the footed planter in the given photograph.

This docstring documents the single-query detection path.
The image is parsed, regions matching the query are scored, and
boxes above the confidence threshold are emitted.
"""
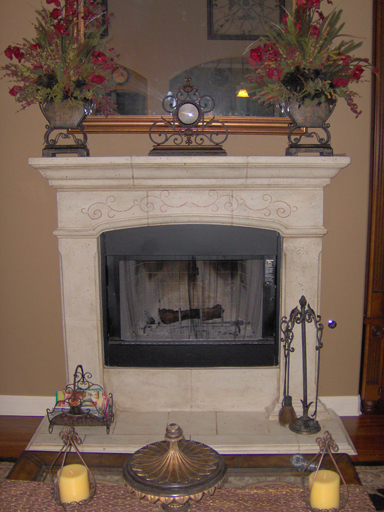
[284,99,337,156]
[40,100,91,157]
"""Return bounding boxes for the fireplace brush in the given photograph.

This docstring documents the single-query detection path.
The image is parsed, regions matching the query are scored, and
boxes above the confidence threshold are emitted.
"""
[279,305,298,426]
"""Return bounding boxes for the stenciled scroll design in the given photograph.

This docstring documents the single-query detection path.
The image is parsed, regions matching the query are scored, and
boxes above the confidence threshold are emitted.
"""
[81,191,298,220]
[192,191,298,217]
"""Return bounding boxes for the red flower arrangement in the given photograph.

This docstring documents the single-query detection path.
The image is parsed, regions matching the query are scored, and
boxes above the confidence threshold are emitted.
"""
[246,0,376,117]
[1,0,119,113]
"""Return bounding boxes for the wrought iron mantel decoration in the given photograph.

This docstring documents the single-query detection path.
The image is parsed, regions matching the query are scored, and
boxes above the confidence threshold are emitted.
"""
[280,295,324,435]
[124,423,227,511]
[148,76,228,156]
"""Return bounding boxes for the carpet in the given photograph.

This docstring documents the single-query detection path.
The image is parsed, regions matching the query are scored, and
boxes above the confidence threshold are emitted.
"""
[355,463,384,511]
[0,458,16,480]
[1,458,384,510]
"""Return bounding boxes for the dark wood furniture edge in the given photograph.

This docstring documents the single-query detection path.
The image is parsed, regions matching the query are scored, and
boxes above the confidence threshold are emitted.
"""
[7,451,129,481]
[7,451,361,486]
[360,0,384,413]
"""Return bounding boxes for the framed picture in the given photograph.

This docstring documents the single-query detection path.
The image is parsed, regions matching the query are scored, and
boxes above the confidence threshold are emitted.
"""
[99,0,109,38]
[208,0,292,40]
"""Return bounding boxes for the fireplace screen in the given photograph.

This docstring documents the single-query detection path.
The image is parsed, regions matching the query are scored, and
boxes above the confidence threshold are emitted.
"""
[101,225,280,368]
[119,258,264,343]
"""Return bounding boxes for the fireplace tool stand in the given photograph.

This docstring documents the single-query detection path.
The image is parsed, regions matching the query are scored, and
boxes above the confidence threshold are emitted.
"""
[280,296,324,435]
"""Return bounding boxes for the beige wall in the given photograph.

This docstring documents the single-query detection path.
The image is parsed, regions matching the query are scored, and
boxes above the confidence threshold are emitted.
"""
[0,0,373,398]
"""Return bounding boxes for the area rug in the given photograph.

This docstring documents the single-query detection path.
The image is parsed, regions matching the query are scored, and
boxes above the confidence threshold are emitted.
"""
[0,458,16,480]
[1,458,384,510]
[355,463,384,511]
[0,480,377,512]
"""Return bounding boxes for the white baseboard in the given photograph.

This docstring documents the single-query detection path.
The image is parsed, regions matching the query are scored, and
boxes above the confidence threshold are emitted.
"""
[0,394,362,417]
[0,395,53,416]
[319,395,361,417]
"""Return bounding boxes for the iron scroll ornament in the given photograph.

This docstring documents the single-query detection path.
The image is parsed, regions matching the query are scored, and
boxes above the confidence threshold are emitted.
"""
[148,77,228,155]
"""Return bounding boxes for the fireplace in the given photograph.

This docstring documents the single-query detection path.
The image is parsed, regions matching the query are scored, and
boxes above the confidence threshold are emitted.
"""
[101,224,281,368]
[29,155,350,416]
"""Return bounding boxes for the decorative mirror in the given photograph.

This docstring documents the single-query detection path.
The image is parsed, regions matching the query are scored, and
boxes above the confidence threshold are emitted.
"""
[84,0,295,135]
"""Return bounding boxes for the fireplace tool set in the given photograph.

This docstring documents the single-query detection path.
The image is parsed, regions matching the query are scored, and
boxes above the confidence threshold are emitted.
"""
[280,295,326,434]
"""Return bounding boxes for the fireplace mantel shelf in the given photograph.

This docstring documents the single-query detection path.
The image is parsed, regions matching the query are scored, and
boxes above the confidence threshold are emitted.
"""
[29,155,350,189]
[29,155,351,421]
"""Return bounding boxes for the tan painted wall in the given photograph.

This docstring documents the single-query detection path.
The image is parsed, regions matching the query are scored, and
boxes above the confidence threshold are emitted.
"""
[0,0,373,398]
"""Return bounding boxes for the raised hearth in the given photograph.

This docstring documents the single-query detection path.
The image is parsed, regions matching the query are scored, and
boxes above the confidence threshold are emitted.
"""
[27,409,356,455]
[29,155,350,419]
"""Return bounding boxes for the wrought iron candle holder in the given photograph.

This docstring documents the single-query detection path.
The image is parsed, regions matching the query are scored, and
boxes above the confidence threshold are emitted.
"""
[301,431,349,511]
[49,427,96,509]
[148,76,228,156]
[280,295,324,434]
[124,423,227,511]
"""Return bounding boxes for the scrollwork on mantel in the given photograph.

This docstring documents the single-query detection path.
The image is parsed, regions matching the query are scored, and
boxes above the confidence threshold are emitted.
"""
[81,190,298,220]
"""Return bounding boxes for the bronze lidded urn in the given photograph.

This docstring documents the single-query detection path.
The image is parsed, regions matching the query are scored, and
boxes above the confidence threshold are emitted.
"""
[123,423,227,511]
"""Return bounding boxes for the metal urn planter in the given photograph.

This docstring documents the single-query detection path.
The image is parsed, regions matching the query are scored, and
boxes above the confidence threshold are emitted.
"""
[40,100,91,157]
[284,99,337,156]
[124,423,227,511]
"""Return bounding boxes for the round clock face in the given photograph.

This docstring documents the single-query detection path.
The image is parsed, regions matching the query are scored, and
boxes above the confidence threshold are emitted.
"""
[113,67,130,85]
[177,103,200,125]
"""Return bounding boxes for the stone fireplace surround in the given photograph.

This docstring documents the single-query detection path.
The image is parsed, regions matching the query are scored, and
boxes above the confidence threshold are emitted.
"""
[28,155,354,454]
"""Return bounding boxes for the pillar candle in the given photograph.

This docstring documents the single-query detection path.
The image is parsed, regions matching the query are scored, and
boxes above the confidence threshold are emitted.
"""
[309,469,340,510]
[59,463,90,504]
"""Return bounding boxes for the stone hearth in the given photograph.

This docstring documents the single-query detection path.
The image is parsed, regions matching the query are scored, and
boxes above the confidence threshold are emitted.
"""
[29,156,351,441]
[27,409,356,455]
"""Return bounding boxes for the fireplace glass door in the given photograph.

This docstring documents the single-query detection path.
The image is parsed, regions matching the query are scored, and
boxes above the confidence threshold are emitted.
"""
[119,258,264,342]
[101,225,281,368]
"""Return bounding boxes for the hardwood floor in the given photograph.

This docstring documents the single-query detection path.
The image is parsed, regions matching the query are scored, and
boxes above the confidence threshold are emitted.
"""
[341,415,384,462]
[1,415,384,462]
[0,416,43,459]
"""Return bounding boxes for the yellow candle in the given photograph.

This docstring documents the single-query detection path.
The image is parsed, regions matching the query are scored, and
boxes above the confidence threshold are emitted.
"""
[59,464,90,504]
[309,469,340,510]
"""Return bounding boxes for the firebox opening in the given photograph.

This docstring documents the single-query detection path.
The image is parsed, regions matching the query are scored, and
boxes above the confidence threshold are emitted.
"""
[101,225,281,368]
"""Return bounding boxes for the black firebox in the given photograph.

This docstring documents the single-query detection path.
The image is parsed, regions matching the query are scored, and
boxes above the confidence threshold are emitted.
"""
[100,225,281,368]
